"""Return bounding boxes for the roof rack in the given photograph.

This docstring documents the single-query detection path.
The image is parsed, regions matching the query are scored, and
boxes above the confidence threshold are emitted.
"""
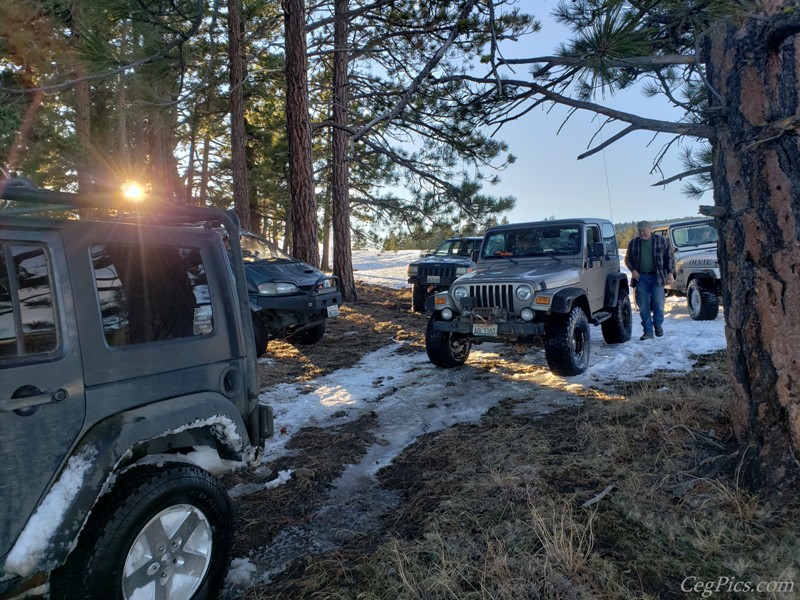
[0,179,236,228]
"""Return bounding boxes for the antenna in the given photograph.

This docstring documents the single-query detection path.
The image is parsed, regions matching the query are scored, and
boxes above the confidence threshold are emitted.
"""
[599,130,614,221]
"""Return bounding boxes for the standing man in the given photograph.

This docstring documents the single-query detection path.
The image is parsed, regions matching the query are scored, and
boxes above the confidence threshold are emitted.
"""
[625,221,675,340]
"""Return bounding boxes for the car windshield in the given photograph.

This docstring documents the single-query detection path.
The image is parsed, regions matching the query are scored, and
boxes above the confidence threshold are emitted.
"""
[431,238,480,258]
[670,222,717,248]
[240,232,292,262]
[481,225,581,259]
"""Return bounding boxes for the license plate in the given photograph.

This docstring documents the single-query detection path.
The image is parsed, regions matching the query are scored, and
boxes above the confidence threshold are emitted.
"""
[426,275,440,284]
[473,324,497,336]
[326,304,340,318]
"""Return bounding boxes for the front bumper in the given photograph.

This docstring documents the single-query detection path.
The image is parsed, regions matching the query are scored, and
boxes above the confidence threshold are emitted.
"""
[431,317,545,338]
[408,276,456,290]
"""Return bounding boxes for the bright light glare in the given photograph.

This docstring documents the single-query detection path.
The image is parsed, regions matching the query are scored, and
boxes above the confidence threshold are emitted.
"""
[121,181,144,200]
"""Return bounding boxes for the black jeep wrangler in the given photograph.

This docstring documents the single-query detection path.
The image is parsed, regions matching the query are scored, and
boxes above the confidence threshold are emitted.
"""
[407,236,482,312]
[241,232,341,356]
[0,180,272,599]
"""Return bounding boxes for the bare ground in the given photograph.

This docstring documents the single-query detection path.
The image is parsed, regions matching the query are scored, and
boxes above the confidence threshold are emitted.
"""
[224,285,800,600]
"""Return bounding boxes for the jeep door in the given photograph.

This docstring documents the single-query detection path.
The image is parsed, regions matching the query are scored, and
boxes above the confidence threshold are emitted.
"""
[0,232,86,562]
[584,224,606,312]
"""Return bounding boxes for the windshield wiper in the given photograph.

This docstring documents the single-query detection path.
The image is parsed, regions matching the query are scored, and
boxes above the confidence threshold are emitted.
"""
[488,252,518,265]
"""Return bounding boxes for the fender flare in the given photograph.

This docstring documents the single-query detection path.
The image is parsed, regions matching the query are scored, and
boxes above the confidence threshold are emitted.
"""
[604,272,629,307]
[551,287,589,314]
[3,393,252,578]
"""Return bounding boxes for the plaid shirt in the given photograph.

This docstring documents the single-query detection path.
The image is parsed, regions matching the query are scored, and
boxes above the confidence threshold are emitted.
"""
[625,233,675,286]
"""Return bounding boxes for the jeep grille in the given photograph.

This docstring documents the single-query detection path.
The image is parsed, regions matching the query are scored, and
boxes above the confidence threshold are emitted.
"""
[419,265,457,280]
[468,284,515,311]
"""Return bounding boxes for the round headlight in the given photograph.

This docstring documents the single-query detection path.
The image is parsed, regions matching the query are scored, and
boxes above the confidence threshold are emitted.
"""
[441,308,453,321]
[453,286,468,300]
[515,286,533,301]
[520,308,534,321]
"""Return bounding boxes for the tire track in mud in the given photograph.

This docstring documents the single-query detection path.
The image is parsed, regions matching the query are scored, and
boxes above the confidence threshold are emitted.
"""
[222,342,585,595]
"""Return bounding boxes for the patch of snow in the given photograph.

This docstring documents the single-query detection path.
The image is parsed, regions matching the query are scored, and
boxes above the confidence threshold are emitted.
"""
[5,448,97,576]
[222,249,727,595]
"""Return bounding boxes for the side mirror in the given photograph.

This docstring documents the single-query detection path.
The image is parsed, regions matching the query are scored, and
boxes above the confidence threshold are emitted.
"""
[471,249,479,263]
[590,242,605,259]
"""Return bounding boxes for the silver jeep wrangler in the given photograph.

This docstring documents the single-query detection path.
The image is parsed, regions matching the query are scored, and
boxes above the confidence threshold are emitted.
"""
[425,219,632,376]
[652,219,721,321]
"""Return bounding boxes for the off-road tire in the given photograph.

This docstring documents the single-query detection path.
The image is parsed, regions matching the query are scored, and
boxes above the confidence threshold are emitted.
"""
[425,318,471,367]
[601,292,632,344]
[252,313,269,356]
[289,321,326,345]
[51,463,233,600]
[412,284,427,313]
[687,279,719,321]
[544,306,591,376]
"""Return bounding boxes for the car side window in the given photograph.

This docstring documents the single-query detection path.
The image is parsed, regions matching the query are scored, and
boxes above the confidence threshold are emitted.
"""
[601,222,618,254]
[0,243,58,359]
[92,244,214,347]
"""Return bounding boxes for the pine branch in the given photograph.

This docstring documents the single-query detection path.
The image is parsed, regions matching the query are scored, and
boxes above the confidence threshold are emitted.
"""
[652,166,711,186]
[353,0,479,141]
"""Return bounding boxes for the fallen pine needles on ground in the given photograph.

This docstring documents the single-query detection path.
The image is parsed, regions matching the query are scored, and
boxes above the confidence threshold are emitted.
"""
[242,349,799,599]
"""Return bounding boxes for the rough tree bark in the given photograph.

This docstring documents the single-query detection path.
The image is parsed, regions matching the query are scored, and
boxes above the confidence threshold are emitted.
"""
[283,0,319,266]
[331,0,358,301]
[228,0,251,229]
[705,5,800,492]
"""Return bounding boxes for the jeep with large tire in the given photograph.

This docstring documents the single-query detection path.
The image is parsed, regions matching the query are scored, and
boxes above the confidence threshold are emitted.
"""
[241,232,342,356]
[425,219,632,376]
[1,180,273,599]
[407,236,482,312]
[652,219,721,321]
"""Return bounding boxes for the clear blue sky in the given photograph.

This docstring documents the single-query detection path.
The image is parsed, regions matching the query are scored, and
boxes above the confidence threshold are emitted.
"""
[484,0,709,225]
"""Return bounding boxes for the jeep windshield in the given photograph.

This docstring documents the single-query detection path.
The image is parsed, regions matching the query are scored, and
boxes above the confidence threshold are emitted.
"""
[240,231,292,262]
[431,238,480,258]
[670,222,717,248]
[481,225,581,259]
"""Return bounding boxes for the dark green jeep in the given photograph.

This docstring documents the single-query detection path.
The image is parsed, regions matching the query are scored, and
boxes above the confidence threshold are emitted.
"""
[0,180,272,599]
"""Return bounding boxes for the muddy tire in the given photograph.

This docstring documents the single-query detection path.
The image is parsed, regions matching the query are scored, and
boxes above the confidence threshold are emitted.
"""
[289,321,326,345]
[544,306,591,376]
[601,292,632,344]
[687,279,719,321]
[252,313,269,356]
[51,463,233,600]
[425,319,471,367]
[412,284,427,313]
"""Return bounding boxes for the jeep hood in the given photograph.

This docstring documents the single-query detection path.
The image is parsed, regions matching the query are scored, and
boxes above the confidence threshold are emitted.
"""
[456,262,581,289]
[675,246,718,268]
[245,259,324,288]
[410,255,473,267]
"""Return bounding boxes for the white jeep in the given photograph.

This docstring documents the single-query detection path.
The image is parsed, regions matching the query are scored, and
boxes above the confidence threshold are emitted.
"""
[652,219,721,320]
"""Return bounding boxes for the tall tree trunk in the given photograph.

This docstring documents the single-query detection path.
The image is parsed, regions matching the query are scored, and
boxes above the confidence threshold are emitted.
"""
[245,118,260,230]
[199,130,211,207]
[331,0,358,300]
[228,0,251,230]
[116,21,129,177]
[283,0,319,266]
[70,3,93,213]
[705,5,800,493]
[321,192,331,272]
[185,106,199,205]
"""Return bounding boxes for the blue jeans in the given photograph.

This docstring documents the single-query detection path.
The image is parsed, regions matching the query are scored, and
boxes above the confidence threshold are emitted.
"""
[635,273,665,335]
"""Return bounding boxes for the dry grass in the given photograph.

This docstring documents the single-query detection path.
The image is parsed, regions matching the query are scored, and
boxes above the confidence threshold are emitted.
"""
[244,350,800,599]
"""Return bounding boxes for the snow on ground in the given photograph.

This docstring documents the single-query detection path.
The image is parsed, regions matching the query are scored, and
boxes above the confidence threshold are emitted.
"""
[224,249,727,593]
